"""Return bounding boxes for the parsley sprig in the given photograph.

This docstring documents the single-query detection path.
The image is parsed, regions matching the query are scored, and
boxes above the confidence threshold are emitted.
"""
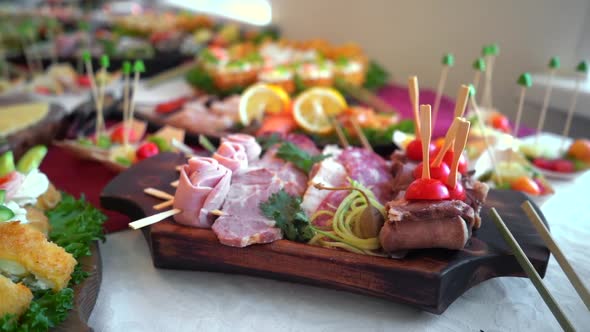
[260,189,315,242]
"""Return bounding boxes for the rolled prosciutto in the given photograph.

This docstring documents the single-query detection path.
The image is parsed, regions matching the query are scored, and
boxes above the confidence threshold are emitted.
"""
[379,200,475,253]
[213,141,248,172]
[222,134,261,162]
[173,157,232,228]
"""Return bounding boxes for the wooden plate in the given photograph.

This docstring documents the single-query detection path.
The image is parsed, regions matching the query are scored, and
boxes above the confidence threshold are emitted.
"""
[100,152,550,314]
[54,242,102,332]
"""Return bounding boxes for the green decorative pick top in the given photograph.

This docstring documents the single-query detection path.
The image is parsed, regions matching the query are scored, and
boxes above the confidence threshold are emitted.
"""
[100,55,110,68]
[517,72,532,87]
[122,61,132,74]
[482,43,500,56]
[548,56,560,69]
[468,84,476,97]
[473,58,486,71]
[442,53,454,66]
[576,60,588,73]
[133,60,146,73]
[82,50,91,62]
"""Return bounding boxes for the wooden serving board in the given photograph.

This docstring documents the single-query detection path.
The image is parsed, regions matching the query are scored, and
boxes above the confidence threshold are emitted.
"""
[100,152,550,314]
[54,242,102,332]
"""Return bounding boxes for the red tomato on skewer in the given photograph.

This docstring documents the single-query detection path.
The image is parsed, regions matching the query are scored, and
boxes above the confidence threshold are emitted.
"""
[405,178,450,201]
[433,147,468,175]
[447,182,466,201]
[77,75,92,88]
[136,142,159,161]
[111,125,139,144]
[490,113,511,133]
[406,139,435,162]
[412,162,451,183]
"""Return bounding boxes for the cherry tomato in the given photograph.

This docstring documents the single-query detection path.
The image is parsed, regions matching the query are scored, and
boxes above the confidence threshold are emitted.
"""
[553,159,574,173]
[490,113,511,133]
[511,176,541,196]
[447,182,466,201]
[533,158,554,171]
[136,142,159,161]
[567,139,590,163]
[405,178,450,201]
[77,75,92,88]
[413,162,451,183]
[406,139,435,162]
[434,147,468,174]
[110,125,139,144]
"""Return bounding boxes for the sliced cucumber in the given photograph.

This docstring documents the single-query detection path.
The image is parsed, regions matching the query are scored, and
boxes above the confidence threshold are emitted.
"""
[0,190,5,205]
[0,151,15,177]
[0,205,15,222]
[16,145,48,174]
[96,135,112,149]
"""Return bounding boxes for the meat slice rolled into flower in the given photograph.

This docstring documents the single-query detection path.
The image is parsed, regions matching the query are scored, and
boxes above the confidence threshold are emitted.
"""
[173,157,232,228]
[222,134,262,162]
[213,141,248,172]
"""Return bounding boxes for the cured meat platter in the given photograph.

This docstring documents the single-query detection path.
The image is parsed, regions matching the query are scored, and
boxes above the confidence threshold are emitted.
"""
[101,152,550,314]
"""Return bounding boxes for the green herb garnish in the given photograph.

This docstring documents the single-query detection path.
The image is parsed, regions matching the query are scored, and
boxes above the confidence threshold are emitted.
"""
[0,194,106,331]
[260,189,315,242]
[276,142,330,173]
[256,133,283,153]
[363,60,389,91]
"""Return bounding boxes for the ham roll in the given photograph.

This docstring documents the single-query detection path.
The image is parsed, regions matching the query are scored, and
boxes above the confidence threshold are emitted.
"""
[173,157,232,228]
[213,142,248,173]
[222,134,261,162]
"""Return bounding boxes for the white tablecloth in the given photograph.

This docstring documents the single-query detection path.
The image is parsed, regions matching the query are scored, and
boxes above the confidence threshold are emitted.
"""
[88,163,590,332]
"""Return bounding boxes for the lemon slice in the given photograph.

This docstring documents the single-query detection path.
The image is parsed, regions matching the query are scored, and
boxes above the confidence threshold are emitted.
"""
[293,87,348,134]
[239,83,290,126]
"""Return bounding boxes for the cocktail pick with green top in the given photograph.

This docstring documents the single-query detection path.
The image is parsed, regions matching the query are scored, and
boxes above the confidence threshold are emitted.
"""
[125,60,147,147]
[512,72,532,139]
[480,43,500,109]
[82,50,91,63]
[100,55,110,69]
[471,57,486,93]
[536,57,561,144]
[432,52,454,127]
[122,60,132,147]
[561,60,589,150]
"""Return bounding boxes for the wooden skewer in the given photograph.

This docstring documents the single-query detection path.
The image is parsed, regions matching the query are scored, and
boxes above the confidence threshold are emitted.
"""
[512,86,527,138]
[419,105,432,179]
[472,70,481,94]
[470,95,502,185]
[489,208,575,332]
[350,118,372,152]
[129,208,181,230]
[561,73,583,151]
[447,119,470,189]
[154,199,174,211]
[432,85,470,167]
[522,201,590,311]
[170,180,179,188]
[408,76,421,138]
[481,55,495,108]
[330,117,350,148]
[122,68,131,148]
[432,117,460,167]
[210,209,225,216]
[144,187,174,201]
[432,66,450,127]
[536,69,556,145]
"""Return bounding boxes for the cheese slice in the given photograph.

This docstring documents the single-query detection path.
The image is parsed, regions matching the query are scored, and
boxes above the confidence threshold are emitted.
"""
[0,102,49,137]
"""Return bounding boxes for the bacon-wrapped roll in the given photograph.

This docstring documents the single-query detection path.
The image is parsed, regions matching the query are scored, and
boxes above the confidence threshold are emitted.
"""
[222,134,261,162]
[173,157,232,228]
[213,141,248,172]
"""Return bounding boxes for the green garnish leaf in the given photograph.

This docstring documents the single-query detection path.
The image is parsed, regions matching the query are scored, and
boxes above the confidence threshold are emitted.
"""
[293,74,307,94]
[147,136,171,152]
[363,60,390,91]
[256,133,283,153]
[115,156,132,167]
[517,72,532,87]
[47,194,106,259]
[549,56,560,70]
[473,57,486,71]
[442,53,454,66]
[276,142,330,174]
[260,189,315,242]
[96,135,111,149]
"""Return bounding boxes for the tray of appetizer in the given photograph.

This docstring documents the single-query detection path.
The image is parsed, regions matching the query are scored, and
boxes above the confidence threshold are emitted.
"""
[101,98,550,314]
[0,146,106,331]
